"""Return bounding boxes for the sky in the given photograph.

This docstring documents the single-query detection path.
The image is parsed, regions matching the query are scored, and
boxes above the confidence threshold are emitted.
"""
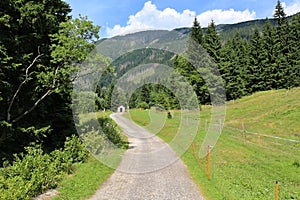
[64,0,300,37]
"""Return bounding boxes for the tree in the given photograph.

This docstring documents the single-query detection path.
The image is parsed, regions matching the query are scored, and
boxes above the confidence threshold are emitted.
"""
[203,20,222,63]
[273,1,291,89]
[274,0,286,26]
[219,33,248,100]
[190,17,203,46]
[259,18,277,90]
[285,13,300,88]
[247,27,265,92]
[0,0,72,160]
[0,0,100,162]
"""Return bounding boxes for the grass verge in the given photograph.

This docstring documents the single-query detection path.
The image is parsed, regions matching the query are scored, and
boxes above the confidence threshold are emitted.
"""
[54,111,127,200]
[53,156,114,200]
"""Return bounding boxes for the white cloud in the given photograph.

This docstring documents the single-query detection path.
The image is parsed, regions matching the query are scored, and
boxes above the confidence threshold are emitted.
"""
[106,1,257,37]
[106,1,195,37]
[197,9,256,26]
[282,1,300,16]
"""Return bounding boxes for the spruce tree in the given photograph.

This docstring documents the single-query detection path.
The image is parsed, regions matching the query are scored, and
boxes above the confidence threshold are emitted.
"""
[286,13,300,87]
[273,1,290,89]
[274,0,287,26]
[203,20,222,63]
[190,17,203,45]
[260,18,277,90]
[247,27,264,92]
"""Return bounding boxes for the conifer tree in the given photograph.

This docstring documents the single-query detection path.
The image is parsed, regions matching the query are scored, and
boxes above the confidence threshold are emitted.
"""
[273,1,290,89]
[260,18,277,90]
[190,17,203,45]
[274,0,287,26]
[286,13,300,87]
[203,20,222,63]
[219,33,248,100]
[247,28,264,92]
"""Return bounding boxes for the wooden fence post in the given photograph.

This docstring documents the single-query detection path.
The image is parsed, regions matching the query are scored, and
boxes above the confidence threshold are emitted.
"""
[190,134,195,155]
[276,181,279,200]
[207,145,211,180]
[242,122,246,144]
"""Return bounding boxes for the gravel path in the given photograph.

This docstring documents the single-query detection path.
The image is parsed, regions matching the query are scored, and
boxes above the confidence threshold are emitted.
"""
[88,113,204,200]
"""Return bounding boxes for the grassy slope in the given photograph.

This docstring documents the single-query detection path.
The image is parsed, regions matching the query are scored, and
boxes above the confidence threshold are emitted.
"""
[127,88,300,200]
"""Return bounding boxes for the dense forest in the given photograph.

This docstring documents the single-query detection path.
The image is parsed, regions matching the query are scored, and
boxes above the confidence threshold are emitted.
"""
[0,0,101,162]
[96,1,300,111]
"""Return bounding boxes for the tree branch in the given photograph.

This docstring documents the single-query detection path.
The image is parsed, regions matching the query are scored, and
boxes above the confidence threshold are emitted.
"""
[7,49,43,122]
[11,89,53,124]
[10,65,60,124]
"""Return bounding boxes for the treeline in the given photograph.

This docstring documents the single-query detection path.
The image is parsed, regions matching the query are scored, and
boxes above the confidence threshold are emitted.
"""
[178,1,300,103]
[96,1,300,110]
[217,2,300,100]
[174,0,300,102]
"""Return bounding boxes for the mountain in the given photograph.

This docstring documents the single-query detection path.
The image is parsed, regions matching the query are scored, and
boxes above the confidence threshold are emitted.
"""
[175,13,297,41]
[98,12,300,48]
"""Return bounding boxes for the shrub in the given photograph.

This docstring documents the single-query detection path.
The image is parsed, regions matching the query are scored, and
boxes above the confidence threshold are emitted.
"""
[0,144,64,199]
[167,111,173,119]
[0,136,89,199]
[137,102,149,109]
[97,117,123,147]
[81,130,106,155]
[63,135,89,163]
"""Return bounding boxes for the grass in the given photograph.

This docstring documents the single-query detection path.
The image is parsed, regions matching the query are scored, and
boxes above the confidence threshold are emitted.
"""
[53,156,114,200]
[53,111,127,200]
[127,88,300,200]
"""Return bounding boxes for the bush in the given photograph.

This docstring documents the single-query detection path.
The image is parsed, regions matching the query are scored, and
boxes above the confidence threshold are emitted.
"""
[97,117,123,147]
[63,135,88,163]
[0,136,89,199]
[137,102,149,109]
[0,145,63,199]
[81,130,106,155]
[167,111,173,119]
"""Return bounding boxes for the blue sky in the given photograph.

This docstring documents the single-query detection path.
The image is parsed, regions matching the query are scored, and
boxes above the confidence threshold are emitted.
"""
[64,0,300,37]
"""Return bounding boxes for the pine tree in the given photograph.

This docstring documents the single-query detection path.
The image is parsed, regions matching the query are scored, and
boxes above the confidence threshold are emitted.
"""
[260,18,277,90]
[274,0,287,26]
[219,33,248,100]
[273,1,290,89]
[247,27,265,92]
[286,13,300,87]
[203,20,222,63]
[190,17,203,46]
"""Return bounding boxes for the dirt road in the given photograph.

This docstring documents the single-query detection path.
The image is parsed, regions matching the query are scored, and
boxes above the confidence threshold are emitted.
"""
[88,113,204,200]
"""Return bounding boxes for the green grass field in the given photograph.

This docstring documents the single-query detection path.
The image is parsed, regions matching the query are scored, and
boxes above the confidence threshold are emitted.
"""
[126,88,300,200]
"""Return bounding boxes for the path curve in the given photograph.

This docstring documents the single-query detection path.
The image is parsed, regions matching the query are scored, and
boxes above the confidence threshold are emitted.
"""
[88,113,204,200]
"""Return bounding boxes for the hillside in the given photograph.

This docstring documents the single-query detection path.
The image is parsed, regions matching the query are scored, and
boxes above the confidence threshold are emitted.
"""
[126,88,300,199]
[96,11,300,96]
[97,12,299,45]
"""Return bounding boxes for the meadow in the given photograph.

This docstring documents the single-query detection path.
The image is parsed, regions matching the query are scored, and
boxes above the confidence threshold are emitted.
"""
[126,88,300,199]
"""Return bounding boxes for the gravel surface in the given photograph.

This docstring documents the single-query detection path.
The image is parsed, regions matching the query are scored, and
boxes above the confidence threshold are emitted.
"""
[88,113,204,200]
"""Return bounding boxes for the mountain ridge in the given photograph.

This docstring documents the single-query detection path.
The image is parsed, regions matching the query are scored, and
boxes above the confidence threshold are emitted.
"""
[100,12,299,42]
